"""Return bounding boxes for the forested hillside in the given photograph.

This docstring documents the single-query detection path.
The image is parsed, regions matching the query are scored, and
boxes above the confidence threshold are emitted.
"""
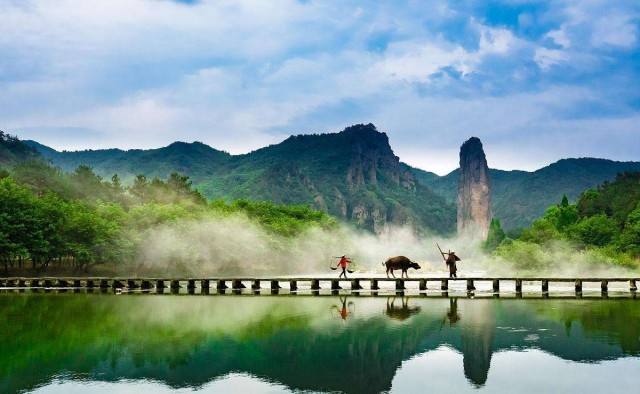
[22,124,640,232]
[414,159,640,230]
[489,172,640,271]
[0,131,40,167]
[28,124,456,234]
[0,160,335,274]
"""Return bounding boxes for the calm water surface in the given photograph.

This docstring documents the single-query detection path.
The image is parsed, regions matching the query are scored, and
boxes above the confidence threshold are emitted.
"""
[1,292,639,393]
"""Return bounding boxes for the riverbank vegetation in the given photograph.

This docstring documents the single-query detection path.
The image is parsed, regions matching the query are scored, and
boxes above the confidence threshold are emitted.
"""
[487,172,640,271]
[0,160,336,273]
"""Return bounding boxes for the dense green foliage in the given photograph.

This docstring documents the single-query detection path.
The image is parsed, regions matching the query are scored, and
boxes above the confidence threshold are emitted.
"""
[494,173,640,270]
[483,218,506,252]
[415,159,640,230]
[27,124,456,233]
[0,160,336,272]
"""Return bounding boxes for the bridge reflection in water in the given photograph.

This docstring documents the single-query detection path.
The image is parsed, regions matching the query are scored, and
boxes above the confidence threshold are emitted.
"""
[0,292,638,393]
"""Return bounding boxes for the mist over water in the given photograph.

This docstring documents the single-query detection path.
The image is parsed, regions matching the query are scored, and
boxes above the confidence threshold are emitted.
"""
[129,214,638,277]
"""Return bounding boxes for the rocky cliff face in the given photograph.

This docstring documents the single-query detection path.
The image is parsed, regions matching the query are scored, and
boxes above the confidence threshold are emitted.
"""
[341,124,417,233]
[457,137,491,239]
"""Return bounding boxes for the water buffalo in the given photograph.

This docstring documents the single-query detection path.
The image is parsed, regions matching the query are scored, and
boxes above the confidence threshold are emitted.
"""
[383,256,421,278]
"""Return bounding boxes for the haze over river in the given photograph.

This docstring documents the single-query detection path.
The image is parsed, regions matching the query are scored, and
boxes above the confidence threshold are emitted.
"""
[1,292,639,393]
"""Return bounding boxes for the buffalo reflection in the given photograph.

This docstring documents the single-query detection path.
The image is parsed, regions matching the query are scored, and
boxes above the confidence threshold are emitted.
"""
[385,297,421,321]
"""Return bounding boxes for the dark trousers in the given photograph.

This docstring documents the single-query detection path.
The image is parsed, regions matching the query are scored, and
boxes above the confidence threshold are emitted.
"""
[339,267,347,278]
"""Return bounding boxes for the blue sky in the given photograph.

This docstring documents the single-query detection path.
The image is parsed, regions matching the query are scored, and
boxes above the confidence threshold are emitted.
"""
[1,0,639,174]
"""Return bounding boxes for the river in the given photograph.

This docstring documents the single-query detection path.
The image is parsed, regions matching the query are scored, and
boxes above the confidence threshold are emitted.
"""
[1,291,638,393]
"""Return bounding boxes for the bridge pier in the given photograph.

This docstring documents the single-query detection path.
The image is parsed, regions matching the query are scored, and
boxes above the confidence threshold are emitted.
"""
[419,279,427,291]
[631,279,637,292]
[112,279,124,289]
[515,279,522,293]
[395,279,405,291]
[290,280,298,291]
[170,280,180,290]
[156,280,166,290]
[17,279,26,287]
[57,279,68,288]
[271,280,281,291]
[541,280,549,293]
[370,279,379,291]
[440,279,448,291]
[492,279,500,293]
[217,280,228,290]
[350,279,362,290]
[466,279,476,292]
[141,280,151,290]
[331,280,341,291]
[30,279,40,288]
[232,280,245,290]
[601,280,608,293]
[311,279,320,290]
[251,280,261,291]
[575,279,582,293]
[127,279,138,289]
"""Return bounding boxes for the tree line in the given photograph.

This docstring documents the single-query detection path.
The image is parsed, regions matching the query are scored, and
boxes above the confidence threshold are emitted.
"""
[0,160,335,273]
[485,172,640,270]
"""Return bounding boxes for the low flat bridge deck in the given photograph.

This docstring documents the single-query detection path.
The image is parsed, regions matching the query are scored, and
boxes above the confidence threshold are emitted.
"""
[1,276,638,293]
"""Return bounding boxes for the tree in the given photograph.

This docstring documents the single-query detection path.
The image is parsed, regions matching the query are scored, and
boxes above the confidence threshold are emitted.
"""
[484,218,506,251]
[542,196,578,231]
[568,214,618,247]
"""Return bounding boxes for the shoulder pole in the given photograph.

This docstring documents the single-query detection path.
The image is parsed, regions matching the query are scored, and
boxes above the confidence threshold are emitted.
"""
[436,243,447,261]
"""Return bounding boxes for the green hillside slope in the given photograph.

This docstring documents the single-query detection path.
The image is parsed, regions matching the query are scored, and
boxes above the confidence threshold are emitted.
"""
[414,158,640,229]
[27,125,456,234]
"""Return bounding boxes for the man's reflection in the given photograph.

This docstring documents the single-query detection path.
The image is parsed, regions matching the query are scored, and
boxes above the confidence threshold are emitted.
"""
[331,296,355,320]
[385,297,421,321]
[444,298,460,326]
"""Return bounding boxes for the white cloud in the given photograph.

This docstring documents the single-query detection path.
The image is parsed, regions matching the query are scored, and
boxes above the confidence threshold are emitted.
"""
[534,47,569,70]
[1,0,639,175]
[546,29,570,49]
[590,12,637,48]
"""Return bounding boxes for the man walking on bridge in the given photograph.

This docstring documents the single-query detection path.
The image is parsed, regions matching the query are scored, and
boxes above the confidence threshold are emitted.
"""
[336,255,351,279]
[444,251,461,278]
[437,244,461,278]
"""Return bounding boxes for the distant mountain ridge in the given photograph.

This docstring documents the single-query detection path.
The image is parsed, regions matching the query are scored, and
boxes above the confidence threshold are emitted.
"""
[25,124,456,234]
[20,125,640,231]
[413,157,640,229]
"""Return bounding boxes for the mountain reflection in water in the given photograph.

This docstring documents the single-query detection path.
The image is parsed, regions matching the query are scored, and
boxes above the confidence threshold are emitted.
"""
[1,293,638,393]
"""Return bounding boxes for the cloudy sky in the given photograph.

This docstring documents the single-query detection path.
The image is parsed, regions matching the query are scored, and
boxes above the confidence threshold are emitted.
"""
[1,0,639,174]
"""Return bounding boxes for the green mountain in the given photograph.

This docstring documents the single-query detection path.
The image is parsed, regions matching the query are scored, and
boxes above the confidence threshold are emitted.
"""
[22,125,640,232]
[24,139,230,184]
[26,124,456,234]
[414,158,640,229]
[0,130,39,167]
